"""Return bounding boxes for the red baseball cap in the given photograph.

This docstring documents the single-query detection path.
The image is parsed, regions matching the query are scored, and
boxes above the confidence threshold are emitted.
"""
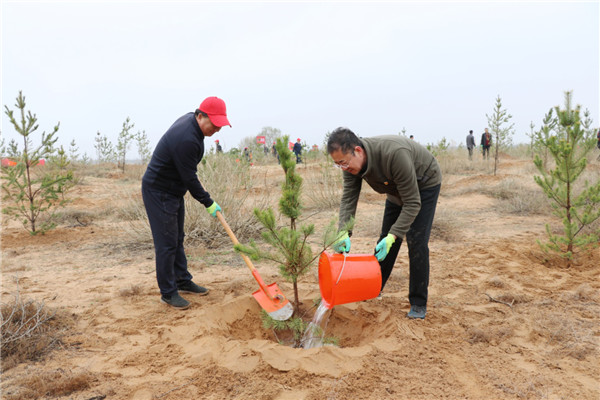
[199,97,231,127]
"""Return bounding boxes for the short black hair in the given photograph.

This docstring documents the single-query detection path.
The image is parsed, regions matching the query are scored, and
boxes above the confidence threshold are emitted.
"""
[469,130,473,134]
[195,109,208,117]
[327,127,363,155]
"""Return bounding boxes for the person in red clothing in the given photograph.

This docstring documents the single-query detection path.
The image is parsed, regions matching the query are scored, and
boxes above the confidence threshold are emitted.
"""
[142,97,231,309]
[293,138,303,163]
[480,128,492,160]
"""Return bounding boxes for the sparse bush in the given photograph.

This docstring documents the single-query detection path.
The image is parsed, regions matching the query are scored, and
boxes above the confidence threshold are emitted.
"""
[119,284,143,297]
[124,154,270,247]
[532,312,597,360]
[4,368,94,400]
[431,208,463,242]
[1,288,75,371]
[487,276,505,288]
[305,160,343,210]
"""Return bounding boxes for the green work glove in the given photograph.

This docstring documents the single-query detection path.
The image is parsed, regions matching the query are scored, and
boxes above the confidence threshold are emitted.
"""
[332,231,351,253]
[206,201,222,218]
[375,233,395,261]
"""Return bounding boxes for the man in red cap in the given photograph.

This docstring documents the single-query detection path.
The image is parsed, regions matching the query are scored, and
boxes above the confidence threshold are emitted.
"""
[142,96,231,309]
[215,139,223,153]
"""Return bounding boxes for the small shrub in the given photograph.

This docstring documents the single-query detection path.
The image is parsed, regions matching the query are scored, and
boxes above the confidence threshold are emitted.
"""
[119,284,143,297]
[431,208,463,242]
[5,368,94,400]
[305,161,343,210]
[124,154,269,247]
[1,291,75,371]
[487,276,505,288]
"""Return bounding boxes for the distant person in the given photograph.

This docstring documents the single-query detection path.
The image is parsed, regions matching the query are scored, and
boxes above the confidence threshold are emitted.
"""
[142,96,231,309]
[272,141,280,164]
[409,135,414,140]
[215,139,223,153]
[243,147,251,162]
[263,145,269,155]
[481,128,492,160]
[597,129,600,160]
[328,128,441,320]
[466,130,476,161]
[293,138,302,163]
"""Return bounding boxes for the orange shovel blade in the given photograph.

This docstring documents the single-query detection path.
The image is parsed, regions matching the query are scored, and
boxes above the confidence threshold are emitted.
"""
[252,283,294,321]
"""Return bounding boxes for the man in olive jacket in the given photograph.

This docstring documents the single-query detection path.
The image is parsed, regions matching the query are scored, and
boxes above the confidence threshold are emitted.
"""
[327,128,442,319]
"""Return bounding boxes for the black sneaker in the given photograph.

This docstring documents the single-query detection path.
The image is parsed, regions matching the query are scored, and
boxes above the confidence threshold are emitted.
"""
[407,305,426,319]
[177,281,209,296]
[161,293,190,309]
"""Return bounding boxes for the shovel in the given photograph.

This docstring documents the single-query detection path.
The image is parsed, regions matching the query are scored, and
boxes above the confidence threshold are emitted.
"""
[216,211,294,321]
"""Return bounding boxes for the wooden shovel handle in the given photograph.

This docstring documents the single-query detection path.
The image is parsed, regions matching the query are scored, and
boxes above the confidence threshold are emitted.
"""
[216,211,275,298]
[216,211,256,273]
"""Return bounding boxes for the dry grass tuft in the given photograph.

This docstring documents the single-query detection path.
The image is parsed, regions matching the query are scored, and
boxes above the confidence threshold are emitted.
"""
[467,325,513,345]
[431,208,464,242]
[119,284,143,297]
[4,368,95,400]
[1,291,76,372]
[487,276,505,288]
[122,154,271,247]
[304,162,343,210]
[531,312,598,361]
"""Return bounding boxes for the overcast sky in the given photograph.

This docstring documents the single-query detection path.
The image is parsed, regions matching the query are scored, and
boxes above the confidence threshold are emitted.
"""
[2,1,599,158]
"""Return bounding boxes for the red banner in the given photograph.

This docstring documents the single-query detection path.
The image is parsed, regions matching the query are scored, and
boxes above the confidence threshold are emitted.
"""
[256,136,266,144]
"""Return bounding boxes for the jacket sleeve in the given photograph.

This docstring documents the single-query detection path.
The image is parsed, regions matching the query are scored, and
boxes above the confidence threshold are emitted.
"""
[387,149,422,240]
[172,138,213,207]
[338,172,362,233]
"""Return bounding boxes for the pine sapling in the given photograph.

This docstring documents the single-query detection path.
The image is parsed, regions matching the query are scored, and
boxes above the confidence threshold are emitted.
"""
[2,91,73,234]
[533,91,600,262]
[235,136,341,316]
[486,95,515,176]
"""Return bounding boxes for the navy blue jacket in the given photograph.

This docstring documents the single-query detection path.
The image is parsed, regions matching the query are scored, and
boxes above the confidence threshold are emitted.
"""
[142,113,213,207]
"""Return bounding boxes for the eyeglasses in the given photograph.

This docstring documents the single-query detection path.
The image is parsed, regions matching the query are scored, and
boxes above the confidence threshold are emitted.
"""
[333,153,353,169]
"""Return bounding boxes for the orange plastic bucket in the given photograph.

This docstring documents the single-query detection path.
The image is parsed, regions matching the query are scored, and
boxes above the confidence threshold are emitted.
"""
[318,252,382,309]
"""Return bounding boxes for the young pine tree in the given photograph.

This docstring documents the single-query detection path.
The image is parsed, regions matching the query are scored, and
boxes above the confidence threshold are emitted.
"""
[135,130,152,165]
[486,95,515,176]
[94,131,115,163]
[235,136,339,315]
[2,91,73,234]
[533,91,600,262]
[116,117,135,173]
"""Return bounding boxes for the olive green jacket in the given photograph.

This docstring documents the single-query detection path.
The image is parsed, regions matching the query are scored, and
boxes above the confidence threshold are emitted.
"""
[338,135,442,241]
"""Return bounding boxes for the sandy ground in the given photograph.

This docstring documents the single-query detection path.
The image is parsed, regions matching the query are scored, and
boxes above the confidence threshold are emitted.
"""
[1,156,599,400]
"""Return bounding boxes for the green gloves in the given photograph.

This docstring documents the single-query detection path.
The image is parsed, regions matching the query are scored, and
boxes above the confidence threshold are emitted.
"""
[332,231,351,253]
[206,201,222,218]
[375,233,396,261]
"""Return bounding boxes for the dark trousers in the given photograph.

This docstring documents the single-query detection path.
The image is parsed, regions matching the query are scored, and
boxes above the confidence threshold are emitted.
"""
[377,184,441,306]
[141,183,192,296]
[482,146,490,159]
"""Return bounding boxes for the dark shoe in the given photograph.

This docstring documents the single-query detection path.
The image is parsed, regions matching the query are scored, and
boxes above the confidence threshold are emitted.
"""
[177,281,209,296]
[161,293,190,309]
[407,305,426,319]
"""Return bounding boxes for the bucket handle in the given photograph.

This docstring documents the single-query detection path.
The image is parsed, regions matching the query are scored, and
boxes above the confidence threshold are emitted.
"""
[335,252,348,285]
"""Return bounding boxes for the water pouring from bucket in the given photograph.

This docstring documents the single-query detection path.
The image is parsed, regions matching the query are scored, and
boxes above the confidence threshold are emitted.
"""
[302,252,382,349]
[318,252,382,309]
